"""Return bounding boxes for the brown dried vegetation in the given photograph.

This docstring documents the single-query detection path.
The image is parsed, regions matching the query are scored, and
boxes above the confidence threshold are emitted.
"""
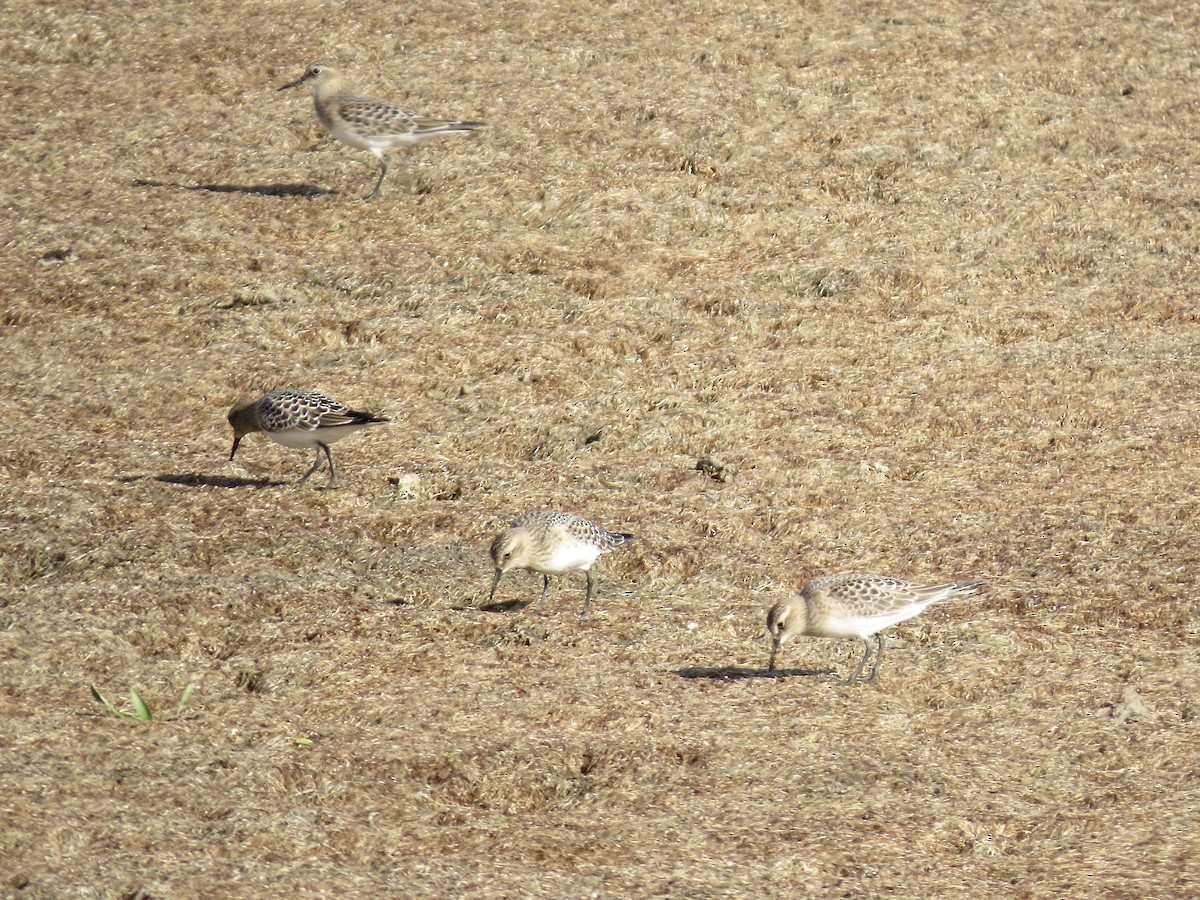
[2,0,1199,896]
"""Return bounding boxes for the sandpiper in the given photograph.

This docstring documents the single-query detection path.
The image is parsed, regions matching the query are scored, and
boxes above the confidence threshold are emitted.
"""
[766,573,982,684]
[489,511,634,616]
[277,61,484,200]
[227,388,388,486]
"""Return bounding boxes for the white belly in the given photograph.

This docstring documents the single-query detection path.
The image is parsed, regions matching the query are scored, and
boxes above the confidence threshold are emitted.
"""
[530,543,602,575]
[818,606,929,640]
[267,424,363,450]
[327,119,391,153]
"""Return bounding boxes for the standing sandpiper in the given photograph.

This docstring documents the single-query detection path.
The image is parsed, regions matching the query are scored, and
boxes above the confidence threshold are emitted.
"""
[489,511,634,616]
[227,388,388,486]
[765,573,982,684]
[277,61,485,200]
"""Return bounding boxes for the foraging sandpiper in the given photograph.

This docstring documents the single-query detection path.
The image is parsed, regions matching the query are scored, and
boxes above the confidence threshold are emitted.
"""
[766,573,982,683]
[228,388,388,486]
[489,511,634,616]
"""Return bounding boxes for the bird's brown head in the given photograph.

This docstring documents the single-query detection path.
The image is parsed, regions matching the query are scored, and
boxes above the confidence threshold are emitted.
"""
[488,528,532,603]
[489,529,527,575]
[277,61,335,92]
[765,598,807,672]
[227,398,260,460]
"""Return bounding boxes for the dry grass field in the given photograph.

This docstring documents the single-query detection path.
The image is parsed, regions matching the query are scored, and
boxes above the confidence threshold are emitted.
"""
[2,0,1199,896]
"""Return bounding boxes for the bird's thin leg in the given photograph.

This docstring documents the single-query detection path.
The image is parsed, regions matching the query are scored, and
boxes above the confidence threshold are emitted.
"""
[836,638,873,685]
[865,634,886,683]
[321,443,338,486]
[299,447,324,485]
[580,570,596,617]
[531,574,552,615]
[364,155,388,201]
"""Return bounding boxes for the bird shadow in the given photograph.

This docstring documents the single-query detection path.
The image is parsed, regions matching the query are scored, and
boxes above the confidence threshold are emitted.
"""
[134,178,335,197]
[475,600,530,614]
[674,666,834,681]
[141,473,285,489]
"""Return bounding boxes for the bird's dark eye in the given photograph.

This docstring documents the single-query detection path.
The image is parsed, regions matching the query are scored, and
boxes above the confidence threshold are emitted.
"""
[311,66,321,75]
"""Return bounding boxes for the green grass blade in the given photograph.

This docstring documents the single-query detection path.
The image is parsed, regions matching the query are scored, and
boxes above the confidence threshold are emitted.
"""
[176,683,196,714]
[129,688,153,721]
[90,685,126,718]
